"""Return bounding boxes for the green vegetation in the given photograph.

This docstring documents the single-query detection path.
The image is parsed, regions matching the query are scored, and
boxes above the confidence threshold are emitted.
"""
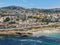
[9,22,16,24]
[22,18,26,21]
[28,16,33,18]
[16,18,19,21]
[4,17,10,22]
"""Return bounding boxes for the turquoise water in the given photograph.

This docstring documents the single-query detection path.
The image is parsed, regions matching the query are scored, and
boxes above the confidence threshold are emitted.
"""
[0,33,60,45]
[46,33,60,38]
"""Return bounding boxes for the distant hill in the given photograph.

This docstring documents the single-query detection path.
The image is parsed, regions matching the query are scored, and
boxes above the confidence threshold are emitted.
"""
[1,6,25,10]
[0,6,60,16]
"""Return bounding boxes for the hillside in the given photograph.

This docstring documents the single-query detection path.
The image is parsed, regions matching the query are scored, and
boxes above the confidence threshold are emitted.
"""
[0,6,60,16]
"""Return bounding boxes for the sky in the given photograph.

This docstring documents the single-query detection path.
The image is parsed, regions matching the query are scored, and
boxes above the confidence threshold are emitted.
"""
[0,0,60,9]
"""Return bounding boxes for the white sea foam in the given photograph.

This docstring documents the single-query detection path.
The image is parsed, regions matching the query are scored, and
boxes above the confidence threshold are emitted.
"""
[10,38,42,43]
[19,39,42,43]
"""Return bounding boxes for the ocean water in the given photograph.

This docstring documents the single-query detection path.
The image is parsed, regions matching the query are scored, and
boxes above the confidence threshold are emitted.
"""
[0,33,60,45]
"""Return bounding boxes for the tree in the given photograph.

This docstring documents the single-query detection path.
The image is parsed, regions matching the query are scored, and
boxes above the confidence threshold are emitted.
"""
[42,18,51,24]
[4,17,10,22]
[28,16,33,18]
[16,18,19,21]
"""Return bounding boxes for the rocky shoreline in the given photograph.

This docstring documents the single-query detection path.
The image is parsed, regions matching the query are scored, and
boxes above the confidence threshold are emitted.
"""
[32,29,60,37]
[0,28,60,37]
